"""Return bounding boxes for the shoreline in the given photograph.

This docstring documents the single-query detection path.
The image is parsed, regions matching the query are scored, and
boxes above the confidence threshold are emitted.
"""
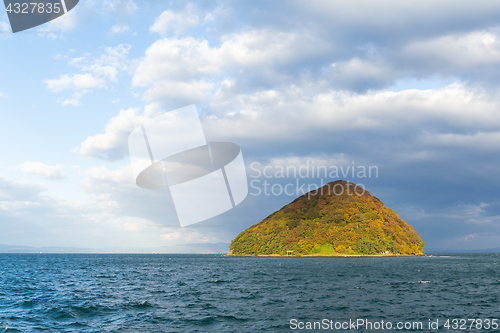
[225,253,429,257]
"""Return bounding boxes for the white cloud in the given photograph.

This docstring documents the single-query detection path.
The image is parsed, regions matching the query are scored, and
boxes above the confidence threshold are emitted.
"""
[326,58,396,90]
[158,228,216,242]
[202,83,500,143]
[134,30,328,86]
[60,91,88,106]
[217,30,330,68]
[295,1,500,44]
[16,161,66,180]
[403,30,500,70]
[78,81,500,165]
[93,44,131,72]
[85,65,119,82]
[72,44,130,81]
[79,164,231,241]
[84,0,137,16]
[410,203,500,227]
[78,106,159,160]
[45,44,130,105]
[1,21,10,34]
[132,29,330,105]
[45,73,107,92]
[131,36,218,106]
[102,0,137,16]
[85,165,134,184]
[0,174,220,248]
[421,132,500,151]
[150,3,199,35]
[0,177,46,202]
[0,200,41,212]
[109,24,130,35]
[257,154,352,170]
[143,80,213,105]
[39,9,78,38]
[159,230,183,240]
[132,37,218,86]
[139,4,500,95]
[0,92,8,98]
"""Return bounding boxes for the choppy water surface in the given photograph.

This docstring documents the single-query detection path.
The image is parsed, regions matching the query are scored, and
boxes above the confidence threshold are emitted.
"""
[0,253,498,332]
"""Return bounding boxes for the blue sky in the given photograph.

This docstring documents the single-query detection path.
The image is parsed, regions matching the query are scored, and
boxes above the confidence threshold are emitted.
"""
[0,0,499,250]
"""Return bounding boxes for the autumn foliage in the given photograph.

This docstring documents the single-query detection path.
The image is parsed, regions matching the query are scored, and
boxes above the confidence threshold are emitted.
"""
[229,180,425,256]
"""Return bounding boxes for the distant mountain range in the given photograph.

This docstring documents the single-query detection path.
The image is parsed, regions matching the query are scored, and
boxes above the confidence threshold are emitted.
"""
[425,247,500,253]
[0,242,230,254]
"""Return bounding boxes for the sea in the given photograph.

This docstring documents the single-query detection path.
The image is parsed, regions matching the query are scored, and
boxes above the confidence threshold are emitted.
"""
[0,253,498,332]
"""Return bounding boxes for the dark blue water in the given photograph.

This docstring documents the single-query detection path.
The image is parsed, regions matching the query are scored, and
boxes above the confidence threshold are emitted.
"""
[0,254,498,332]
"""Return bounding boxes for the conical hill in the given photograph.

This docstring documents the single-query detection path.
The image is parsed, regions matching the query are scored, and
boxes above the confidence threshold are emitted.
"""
[229,180,425,256]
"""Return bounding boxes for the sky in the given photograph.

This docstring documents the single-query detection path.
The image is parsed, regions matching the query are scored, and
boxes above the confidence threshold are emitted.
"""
[0,0,499,251]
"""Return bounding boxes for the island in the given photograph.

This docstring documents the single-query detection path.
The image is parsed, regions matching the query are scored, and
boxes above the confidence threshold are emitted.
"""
[228,180,425,256]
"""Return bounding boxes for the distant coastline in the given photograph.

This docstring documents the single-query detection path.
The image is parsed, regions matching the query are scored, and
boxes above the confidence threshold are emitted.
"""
[0,243,230,254]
